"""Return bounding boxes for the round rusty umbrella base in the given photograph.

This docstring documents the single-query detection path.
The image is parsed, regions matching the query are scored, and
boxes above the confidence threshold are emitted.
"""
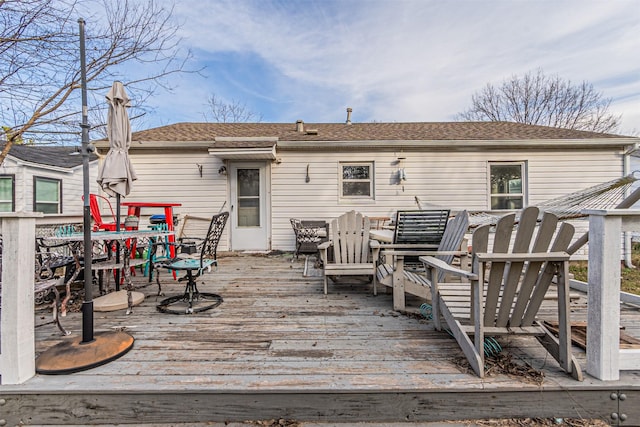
[36,331,134,375]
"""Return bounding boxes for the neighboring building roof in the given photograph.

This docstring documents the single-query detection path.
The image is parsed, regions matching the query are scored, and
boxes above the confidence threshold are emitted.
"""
[2,144,98,169]
[129,121,631,143]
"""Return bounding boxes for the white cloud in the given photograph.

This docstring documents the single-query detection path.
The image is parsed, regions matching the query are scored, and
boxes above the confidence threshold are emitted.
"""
[141,0,640,134]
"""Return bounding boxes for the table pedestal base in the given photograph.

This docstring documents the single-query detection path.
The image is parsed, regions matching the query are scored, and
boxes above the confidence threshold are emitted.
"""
[94,290,144,312]
[35,331,134,374]
[157,292,223,315]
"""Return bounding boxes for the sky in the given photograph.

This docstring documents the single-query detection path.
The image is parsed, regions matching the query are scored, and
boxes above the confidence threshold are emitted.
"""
[134,0,640,135]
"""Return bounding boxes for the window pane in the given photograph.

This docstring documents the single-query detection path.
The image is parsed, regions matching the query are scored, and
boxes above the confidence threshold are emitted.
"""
[343,165,370,180]
[238,198,260,227]
[491,196,523,210]
[36,203,59,214]
[491,165,522,195]
[0,202,11,212]
[36,179,59,202]
[238,169,260,197]
[343,182,371,197]
[34,177,61,213]
[0,177,12,201]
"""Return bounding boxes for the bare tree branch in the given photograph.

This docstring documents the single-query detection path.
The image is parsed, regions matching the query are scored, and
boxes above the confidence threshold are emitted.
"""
[456,68,621,134]
[202,93,263,123]
[0,0,195,162]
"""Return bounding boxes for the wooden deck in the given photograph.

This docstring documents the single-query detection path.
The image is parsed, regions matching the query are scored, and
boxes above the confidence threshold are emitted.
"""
[2,252,640,425]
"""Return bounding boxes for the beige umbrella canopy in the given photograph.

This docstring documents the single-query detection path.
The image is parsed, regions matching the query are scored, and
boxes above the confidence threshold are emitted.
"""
[97,81,137,199]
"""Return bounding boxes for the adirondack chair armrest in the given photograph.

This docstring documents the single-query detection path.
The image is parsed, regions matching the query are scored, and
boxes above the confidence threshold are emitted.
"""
[420,255,478,280]
[317,240,332,265]
[475,251,571,263]
[379,243,439,250]
[317,241,332,251]
[369,240,380,263]
[383,249,467,257]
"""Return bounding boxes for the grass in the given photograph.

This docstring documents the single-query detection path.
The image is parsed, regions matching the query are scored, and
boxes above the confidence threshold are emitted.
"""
[569,243,640,295]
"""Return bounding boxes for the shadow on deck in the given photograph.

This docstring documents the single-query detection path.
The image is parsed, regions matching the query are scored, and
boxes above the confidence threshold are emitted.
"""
[2,252,639,425]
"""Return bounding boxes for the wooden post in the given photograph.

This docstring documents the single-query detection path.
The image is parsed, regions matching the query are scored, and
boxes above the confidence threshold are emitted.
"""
[584,209,640,381]
[392,256,405,311]
[0,213,42,384]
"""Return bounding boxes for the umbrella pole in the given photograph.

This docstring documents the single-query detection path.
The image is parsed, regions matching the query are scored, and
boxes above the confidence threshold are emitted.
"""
[78,18,94,345]
[115,194,121,290]
[35,18,134,375]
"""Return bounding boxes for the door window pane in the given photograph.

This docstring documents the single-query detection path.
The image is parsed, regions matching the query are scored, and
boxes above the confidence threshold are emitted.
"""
[490,163,525,210]
[237,168,260,227]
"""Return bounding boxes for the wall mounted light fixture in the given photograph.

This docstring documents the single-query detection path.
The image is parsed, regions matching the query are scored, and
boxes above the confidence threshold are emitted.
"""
[196,164,203,177]
[305,164,311,183]
[218,165,227,175]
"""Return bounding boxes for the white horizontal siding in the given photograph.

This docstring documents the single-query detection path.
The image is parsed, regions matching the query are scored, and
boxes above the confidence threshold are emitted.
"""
[0,158,97,216]
[92,147,626,253]
[121,151,230,250]
[270,149,624,250]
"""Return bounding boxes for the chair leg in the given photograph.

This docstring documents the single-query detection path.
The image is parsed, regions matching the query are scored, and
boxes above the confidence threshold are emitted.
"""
[323,274,328,294]
[154,265,164,296]
[537,325,584,381]
[50,285,69,336]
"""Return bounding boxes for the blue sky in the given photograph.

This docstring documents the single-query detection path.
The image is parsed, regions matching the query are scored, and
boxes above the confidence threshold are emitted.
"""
[132,0,640,135]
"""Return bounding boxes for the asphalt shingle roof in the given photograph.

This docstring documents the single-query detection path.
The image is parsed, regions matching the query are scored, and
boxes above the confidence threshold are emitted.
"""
[130,121,628,143]
[4,145,97,168]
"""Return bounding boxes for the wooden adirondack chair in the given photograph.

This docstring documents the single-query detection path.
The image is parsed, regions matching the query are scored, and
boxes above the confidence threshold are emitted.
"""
[420,206,583,380]
[318,211,380,295]
[376,210,469,310]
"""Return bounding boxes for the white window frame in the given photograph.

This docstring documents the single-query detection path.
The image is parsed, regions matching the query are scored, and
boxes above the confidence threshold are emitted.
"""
[339,162,375,200]
[33,176,62,214]
[488,161,527,210]
[0,175,15,212]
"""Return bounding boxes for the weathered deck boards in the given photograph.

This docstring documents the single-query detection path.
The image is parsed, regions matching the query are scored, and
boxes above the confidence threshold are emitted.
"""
[2,252,640,425]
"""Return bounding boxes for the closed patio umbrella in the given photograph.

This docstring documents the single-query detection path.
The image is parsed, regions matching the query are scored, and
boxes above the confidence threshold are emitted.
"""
[97,81,137,205]
[97,81,136,294]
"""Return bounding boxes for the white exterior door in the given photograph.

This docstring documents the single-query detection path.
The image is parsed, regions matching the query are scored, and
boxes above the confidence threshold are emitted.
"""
[229,162,270,250]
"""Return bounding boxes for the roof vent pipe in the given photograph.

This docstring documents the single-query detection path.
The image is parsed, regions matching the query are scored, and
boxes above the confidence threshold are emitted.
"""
[296,120,304,133]
[346,108,352,125]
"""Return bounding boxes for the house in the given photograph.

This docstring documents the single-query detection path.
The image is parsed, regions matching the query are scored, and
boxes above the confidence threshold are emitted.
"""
[0,144,98,220]
[93,119,640,252]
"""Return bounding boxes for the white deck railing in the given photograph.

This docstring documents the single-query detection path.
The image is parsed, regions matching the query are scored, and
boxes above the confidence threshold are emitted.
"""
[0,213,42,384]
[583,209,640,380]
[1,210,639,384]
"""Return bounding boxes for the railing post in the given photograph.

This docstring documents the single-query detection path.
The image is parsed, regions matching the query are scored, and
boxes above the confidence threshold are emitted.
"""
[584,209,640,381]
[0,212,42,384]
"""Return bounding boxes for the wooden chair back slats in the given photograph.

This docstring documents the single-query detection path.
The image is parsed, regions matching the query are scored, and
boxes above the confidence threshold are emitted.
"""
[333,211,370,264]
[521,221,575,326]
[495,207,542,327]
[394,210,450,245]
[434,210,469,282]
[509,212,560,326]
[482,213,515,325]
[474,207,577,329]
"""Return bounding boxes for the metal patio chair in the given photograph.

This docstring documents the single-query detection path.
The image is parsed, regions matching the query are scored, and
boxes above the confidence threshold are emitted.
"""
[155,211,229,314]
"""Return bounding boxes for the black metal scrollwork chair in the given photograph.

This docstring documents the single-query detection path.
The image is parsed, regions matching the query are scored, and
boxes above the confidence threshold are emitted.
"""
[155,211,229,314]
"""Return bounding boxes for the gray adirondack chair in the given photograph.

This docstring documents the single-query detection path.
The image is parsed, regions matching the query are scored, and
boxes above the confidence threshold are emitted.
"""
[376,210,469,310]
[420,206,583,380]
[318,211,381,295]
